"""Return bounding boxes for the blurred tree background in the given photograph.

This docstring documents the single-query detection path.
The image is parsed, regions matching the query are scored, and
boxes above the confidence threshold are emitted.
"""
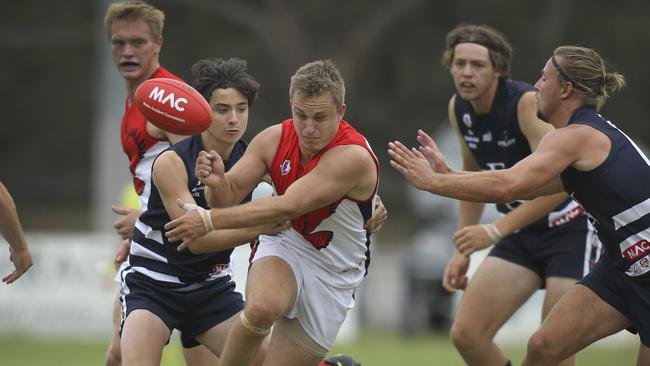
[1,0,648,232]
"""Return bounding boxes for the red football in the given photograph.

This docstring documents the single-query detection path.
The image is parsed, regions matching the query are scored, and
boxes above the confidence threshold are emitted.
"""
[134,78,212,135]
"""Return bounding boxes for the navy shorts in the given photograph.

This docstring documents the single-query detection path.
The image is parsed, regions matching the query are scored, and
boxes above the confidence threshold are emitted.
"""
[489,216,601,287]
[120,271,244,348]
[579,258,650,346]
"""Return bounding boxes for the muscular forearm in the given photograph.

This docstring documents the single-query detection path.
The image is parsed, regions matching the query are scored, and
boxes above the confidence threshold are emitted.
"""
[493,192,568,236]
[426,171,519,203]
[0,187,28,251]
[186,226,264,254]
[210,196,294,230]
[458,200,484,229]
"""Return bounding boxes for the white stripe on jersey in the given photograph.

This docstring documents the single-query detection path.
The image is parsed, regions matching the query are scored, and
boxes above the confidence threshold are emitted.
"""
[130,241,168,263]
[130,266,182,283]
[135,141,169,210]
[613,197,650,230]
[135,219,164,244]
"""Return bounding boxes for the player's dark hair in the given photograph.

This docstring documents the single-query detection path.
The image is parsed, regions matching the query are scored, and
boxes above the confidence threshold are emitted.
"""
[191,58,260,106]
[441,24,512,79]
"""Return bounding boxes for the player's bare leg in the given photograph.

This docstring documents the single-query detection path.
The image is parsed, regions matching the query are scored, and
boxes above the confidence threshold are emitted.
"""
[263,328,324,366]
[121,309,171,366]
[450,257,540,366]
[105,294,123,366]
[635,343,650,366]
[182,345,220,366]
[220,256,297,366]
[542,277,580,366]
[523,285,630,365]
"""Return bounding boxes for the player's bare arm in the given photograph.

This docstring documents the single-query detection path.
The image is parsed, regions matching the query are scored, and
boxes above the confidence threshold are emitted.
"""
[165,143,377,243]
[202,125,279,208]
[389,126,590,203]
[448,95,486,228]
[154,151,278,254]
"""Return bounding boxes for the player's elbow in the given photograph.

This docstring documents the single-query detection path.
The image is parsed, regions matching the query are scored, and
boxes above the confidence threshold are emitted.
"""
[493,182,524,203]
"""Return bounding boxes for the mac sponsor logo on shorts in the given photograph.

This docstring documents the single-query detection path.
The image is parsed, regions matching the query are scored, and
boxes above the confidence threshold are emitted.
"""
[280,159,292,176]
[623,239,650,261]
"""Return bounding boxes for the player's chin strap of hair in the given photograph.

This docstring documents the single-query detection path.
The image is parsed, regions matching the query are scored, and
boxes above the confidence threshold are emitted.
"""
[240,312,271,335]
[181,202,214,232]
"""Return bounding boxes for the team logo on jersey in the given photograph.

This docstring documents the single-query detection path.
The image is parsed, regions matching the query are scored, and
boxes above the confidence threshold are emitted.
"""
[280,159,292,176]
[482,131,492,142]
[462,113,472,128]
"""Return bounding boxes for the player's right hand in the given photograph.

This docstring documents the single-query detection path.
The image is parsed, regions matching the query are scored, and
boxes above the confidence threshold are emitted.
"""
[416,129,452,173]
[442,250,470,293]
[113,238,131,271]
[2,246,33,284]
[195,150,225,188]
[111,205,141,240]
[453,224,493,257]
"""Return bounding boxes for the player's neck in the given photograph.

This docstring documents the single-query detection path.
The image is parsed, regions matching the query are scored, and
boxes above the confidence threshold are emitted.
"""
[470,78,499,115]
[126,63,160,98]
[201,134,236,161]
[549,99,584,129]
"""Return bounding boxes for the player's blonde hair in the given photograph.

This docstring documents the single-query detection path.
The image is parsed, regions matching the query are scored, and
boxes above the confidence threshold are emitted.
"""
[105,1,165,40]
[289,60,346,108]
[441,24,512,79]
[553,46,625,110]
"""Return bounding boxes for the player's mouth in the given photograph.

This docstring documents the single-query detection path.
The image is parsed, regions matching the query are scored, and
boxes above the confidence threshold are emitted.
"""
[459,81,475,91]
[225,128,240,135]
[120,61,140,71]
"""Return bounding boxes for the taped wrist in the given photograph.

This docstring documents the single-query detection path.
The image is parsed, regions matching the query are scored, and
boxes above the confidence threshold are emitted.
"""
[240,312,271,335]
[481,223,503,243]
[198,207,214,232]
[181,202,215,232]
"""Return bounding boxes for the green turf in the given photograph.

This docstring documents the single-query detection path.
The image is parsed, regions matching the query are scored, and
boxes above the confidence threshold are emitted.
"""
[0,332,637,365]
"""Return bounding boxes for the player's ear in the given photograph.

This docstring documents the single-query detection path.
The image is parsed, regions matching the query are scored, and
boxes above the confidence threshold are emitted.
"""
[154,36,163,55]
[337,103,346,120]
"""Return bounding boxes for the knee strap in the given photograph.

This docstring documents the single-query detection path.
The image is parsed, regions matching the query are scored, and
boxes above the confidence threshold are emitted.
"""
[240,312,271,335]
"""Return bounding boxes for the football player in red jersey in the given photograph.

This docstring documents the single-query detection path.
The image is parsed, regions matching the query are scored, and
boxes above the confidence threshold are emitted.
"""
[166,60,382,366]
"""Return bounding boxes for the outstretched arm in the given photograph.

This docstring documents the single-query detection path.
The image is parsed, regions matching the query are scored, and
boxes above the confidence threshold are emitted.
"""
[165,144,378,245]
[0,182,33,284]
[154,151,286,254]
[388,126,575,203]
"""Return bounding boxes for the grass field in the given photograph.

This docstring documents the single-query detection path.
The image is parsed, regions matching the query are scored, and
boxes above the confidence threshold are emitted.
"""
[0,331,638,365]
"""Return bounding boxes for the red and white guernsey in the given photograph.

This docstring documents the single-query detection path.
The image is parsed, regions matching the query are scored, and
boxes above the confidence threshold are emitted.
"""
[120,67,182,209]
[268,119,379,286]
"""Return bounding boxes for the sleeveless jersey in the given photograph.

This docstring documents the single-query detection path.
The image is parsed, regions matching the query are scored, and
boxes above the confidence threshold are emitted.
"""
[120,66,181,209]
[127,135,250,285]
[560,106,650,280]
[455,78,579,230]
[268,119,379,283]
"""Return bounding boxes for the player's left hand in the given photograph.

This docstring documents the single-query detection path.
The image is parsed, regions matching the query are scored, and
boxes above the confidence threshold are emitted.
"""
[388,141,436,191]
[364,195,388,233]
[165,200,209,249]
[453,224,493,256]
[3,246,33,284]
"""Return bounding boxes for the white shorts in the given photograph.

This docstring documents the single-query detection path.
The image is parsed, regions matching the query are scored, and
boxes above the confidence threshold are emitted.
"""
[253,234,357,350]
